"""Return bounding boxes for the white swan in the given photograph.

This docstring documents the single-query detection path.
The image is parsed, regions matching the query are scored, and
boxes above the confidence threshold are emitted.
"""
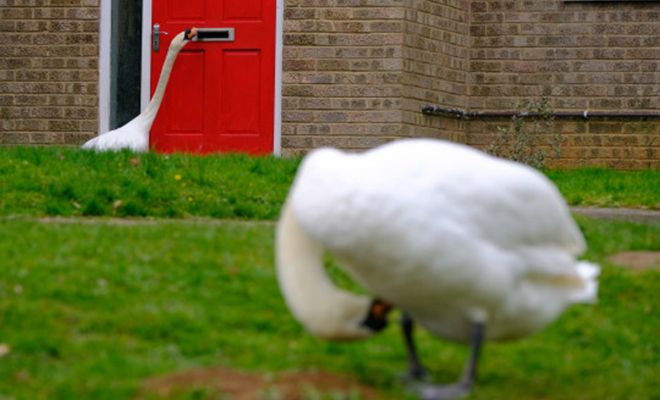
[276,138,600,399]
[82,28,197,152]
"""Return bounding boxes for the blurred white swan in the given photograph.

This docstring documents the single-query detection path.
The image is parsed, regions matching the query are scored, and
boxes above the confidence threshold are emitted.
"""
[276,138,599,399]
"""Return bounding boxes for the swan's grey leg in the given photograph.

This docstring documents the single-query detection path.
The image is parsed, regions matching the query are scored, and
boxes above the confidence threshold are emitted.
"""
[401,312,429,381]
[415,322,486,400]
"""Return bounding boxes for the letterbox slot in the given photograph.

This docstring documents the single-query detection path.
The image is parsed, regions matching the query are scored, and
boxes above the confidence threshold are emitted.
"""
[193,28,235,42]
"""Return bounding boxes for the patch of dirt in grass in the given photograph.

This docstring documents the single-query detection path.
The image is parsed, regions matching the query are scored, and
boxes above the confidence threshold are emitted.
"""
[608,251,660,271]
[137,367,386,400]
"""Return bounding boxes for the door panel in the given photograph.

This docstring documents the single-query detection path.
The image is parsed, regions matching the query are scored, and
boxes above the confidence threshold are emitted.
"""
[166,51,205,133]
[225,0,261,20]
[170,1,205,19]
[150,0,275,154]
[223,51,261,133]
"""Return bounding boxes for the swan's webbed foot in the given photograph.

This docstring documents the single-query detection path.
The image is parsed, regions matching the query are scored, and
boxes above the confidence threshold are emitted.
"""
[399,363,432,385]
[412,381,473,400]
[400,364,431,383]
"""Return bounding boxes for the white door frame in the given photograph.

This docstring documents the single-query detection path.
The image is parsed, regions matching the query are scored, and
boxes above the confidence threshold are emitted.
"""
[140,2,153,115]
[273,0,284,156]
[99,0,283,156]
[98,1,111,135]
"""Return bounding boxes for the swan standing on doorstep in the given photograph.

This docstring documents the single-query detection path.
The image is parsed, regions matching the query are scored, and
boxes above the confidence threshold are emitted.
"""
[82,28,197,152]
[276,138,600,400]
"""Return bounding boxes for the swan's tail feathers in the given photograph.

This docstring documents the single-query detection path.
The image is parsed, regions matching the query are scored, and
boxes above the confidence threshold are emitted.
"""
[573,261,601,304]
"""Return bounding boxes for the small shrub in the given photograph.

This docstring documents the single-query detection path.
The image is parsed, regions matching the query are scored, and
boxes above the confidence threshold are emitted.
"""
[486,98,565,169]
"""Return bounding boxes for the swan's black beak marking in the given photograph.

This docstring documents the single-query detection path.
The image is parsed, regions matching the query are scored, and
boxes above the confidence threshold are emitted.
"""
[185,28,198,41]
[361,298,393,333]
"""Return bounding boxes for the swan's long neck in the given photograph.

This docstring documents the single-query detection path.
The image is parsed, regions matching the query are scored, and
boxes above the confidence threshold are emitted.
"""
[276,203,374,341]
[140,32,190,127]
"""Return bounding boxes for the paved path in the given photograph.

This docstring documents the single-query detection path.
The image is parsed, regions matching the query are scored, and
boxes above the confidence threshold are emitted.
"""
[3,208,660,224]
[572,207,660,224]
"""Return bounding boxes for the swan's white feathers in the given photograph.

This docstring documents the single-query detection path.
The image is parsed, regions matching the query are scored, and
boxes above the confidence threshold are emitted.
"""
[80,117,150,152]
[287,139,599,342]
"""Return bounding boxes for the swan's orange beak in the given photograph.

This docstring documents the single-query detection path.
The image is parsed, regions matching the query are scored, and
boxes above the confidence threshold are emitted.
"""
[185,28,198,40]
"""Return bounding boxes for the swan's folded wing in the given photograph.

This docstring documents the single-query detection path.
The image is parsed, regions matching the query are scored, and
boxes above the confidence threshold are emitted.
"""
[291,140,584,259]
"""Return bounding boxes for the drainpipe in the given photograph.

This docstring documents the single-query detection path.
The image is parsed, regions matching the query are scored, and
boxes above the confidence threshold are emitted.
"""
[421,105,660,119]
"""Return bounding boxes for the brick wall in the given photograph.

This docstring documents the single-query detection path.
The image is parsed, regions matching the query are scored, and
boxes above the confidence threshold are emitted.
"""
[469,1,659,112]
[282,0,660,168]
[400,0,469,140]
[463,116,660,169]
[280,0,407,156]
[462,0,660,168]
[0,0,99,146]
[280,0,471,156]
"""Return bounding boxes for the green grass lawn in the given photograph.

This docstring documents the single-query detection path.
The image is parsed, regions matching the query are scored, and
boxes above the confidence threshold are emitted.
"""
[0,147,659,399]
[546,169,660,210]
[0,217,658,399]
[0,147,299,219]
[0,147,659,219]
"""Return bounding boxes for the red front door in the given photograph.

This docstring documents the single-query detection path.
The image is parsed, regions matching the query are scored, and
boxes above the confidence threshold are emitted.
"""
[150,0,275,154]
